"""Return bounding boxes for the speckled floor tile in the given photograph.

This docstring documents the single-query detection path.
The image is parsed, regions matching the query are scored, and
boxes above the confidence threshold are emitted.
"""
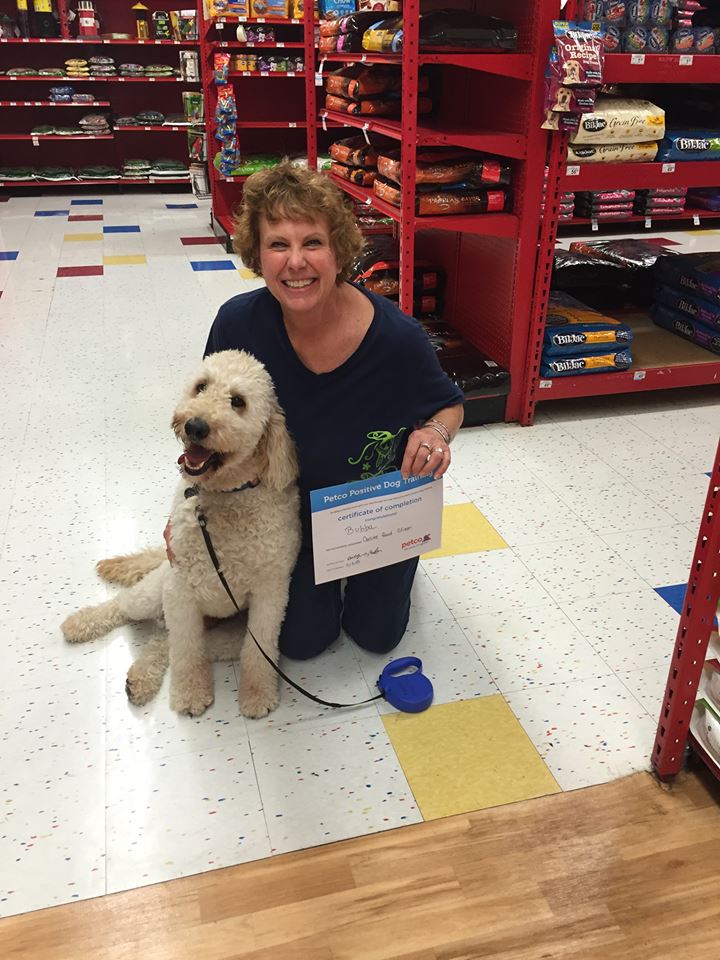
[248,715,422,855]
[423,550,552,617]
[514,536,648,605]
[506,674,658,791]
[598,523,696,587]
[616,663,669,720]
[354,618,497,714]
[458,602,611,694]
[105,740,269,895]
[560,588,679,673]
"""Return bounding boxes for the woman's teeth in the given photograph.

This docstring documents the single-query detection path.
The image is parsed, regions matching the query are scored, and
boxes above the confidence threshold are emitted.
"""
[284,279,315,288]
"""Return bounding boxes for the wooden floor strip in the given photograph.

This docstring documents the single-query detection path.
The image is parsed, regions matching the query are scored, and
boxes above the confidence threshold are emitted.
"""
[2,768,720,959]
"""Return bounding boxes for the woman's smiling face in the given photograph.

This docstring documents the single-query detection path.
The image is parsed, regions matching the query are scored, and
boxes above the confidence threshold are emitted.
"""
[258,214,340,317]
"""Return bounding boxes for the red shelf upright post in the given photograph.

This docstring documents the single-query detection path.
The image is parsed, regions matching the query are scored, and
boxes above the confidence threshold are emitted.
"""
[304,1,317,173]
[399,0,420,315]
[57,0,72,39]
[653,443,720,780]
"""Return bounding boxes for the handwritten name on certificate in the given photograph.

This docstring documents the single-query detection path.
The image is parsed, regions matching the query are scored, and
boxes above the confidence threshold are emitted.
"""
[310,470,443,584]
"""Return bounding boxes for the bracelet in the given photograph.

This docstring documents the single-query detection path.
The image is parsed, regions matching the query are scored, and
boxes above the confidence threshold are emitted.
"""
[424,418,450,444]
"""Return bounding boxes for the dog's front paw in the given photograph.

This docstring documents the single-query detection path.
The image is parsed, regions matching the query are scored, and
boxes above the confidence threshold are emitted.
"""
[239,679,279,719]
[126,666,159,707]
[170,680,214,717]
[61,609,99,644]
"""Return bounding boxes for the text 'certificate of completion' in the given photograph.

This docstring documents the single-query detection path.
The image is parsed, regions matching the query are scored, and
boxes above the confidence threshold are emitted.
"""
[310,470,443,584]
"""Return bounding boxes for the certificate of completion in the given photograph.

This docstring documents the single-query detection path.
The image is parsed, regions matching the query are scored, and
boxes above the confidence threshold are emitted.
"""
[310,470,443,584]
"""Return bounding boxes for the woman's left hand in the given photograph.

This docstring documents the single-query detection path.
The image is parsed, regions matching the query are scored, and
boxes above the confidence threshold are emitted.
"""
[400,427,451,481]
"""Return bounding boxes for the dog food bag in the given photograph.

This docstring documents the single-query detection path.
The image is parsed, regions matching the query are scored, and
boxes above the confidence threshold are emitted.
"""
[571,237,678,269]
[419,11,517,50]
[567,141,658,163]
[541,349,632,377]
[373,177,509,215]
[363,17,404,52]
[325,65,407,100]
[543,291,633,356]
[655,283,720,330]
[657,131,720,162]
[329,136,382,167]
[570,97,665,144]
[250,0,289,17]
[318,0,356,20]
[330,161,377,186]
[553,21,605,87]
[358,0,402,11]
[377,149,511,187]
[687,188,720,212]
[654,252,720,306]
[651,303,720,354]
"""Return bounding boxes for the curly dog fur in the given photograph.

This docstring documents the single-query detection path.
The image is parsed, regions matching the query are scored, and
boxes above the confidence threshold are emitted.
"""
[61,350,301,719]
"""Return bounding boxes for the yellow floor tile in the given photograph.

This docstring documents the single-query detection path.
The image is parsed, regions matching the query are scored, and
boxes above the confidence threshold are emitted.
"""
[238,267,258,280]
[383,695,560,820]
[64,233,102,242]
[422,502,507,559]
[103,255,147,266]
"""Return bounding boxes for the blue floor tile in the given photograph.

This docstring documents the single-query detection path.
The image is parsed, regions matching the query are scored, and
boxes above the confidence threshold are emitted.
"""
[0,251,19,261]
[190,260,235,272]
[166,203,198,209]
[655,583,719,625]
[34,210,69,217]
[71,199,103,206]
[103,225,141,234]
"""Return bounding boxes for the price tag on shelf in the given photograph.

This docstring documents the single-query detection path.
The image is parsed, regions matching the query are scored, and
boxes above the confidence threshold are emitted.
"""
[10,101,16,106]
[291,17,300,22]
[144,126,151,130]
[321,114,327,131]
[661,162,675,173]
[32,136,39,146]
[154,40,162,45]
[288,70,295,76]
[138,39,145,44]
[565,165,580,176]
[693,214,701,226]
[260,71,269,76]
[288,122,297,127]
[148,77,155,82]
[39,37,46,43]
[645,217,652,229]
[360,54,367,62]
[256,16,266,22]
[539,380,553,389]
[362,123,371,144]
[679,54,693,66]
[630,53,645,64]
[276,41,285,47]
[633,371,646,381]
[591,218,599,231]
[118,77,125,81]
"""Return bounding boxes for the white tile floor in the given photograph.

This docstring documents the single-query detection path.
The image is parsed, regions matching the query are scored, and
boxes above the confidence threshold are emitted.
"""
[0,193,718,918]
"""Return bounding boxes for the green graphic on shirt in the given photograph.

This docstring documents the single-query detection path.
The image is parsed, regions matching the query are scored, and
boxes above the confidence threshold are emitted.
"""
[348,427,406,479]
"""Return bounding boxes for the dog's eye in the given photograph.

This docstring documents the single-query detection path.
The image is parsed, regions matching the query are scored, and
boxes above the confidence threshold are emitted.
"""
[231,395,245,409]
[195,382,207,394]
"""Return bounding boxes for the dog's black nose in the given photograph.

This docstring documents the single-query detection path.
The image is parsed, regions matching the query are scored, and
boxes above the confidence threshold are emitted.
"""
[185,417,210,442]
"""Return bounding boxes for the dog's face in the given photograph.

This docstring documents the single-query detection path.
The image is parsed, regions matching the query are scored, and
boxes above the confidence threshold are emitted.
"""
[172,350,297,492]
[554,87,572,110]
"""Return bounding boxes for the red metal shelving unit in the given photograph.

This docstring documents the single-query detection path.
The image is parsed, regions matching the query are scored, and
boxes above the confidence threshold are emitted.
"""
[315,0,556,421]
[518,0,720,426]
[0,0,202,194]
[653,442,720,782]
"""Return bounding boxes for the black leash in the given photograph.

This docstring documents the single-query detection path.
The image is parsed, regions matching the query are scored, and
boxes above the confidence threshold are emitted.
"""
[186,486,383,710]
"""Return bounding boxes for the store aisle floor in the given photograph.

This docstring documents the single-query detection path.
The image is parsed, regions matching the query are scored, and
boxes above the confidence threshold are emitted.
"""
[1,193,718,918]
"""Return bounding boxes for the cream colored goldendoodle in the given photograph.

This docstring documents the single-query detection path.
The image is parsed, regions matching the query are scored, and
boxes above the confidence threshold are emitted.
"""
[61,349,301,719]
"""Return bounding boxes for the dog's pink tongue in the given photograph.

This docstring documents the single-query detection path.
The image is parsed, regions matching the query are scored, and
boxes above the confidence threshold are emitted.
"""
[180,444,210,467]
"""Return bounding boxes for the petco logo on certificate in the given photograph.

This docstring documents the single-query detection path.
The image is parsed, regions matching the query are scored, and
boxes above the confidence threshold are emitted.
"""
[310,470,443,584]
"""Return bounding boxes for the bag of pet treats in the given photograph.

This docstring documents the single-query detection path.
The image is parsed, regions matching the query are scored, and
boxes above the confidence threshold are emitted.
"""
[651,304,720,354]
[330,160,377,186]
[553,21,605,87]
[543,291,633,355]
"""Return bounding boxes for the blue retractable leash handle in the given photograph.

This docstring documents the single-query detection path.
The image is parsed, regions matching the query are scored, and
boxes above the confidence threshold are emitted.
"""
[194,503,434,713]
[378,657,434,713]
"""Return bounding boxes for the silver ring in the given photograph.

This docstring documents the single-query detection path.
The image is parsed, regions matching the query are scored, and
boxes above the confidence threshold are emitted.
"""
[425,453,432,463]
[419,442,432,452]
[435,447,445,455]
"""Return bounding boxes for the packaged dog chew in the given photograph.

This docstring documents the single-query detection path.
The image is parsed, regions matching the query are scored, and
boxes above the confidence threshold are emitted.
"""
[552,21,605,87]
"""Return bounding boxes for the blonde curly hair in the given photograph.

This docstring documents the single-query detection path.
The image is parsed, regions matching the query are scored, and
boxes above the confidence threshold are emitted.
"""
[232,161,364,282]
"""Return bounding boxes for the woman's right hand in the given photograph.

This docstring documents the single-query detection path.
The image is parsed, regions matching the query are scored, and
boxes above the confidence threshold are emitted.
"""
[164,519,175,566]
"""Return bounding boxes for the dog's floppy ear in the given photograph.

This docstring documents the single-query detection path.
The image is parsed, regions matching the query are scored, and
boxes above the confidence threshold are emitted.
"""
[259,410,299,491]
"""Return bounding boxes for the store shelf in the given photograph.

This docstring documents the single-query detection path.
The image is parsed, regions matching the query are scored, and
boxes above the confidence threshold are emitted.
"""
[328,174,519,237]
[0,37,198,45]
[211,16,302,25]
[561,161,720,191]
[0,76,199,83]
[536,317,720,401]
[0,133,114,140]
[113,125,190,132]
[0,177,191,187]
[561,209,720,229]
[319,108,526,157]
[604,53,720,84]
[228,71,305,78]
[318,52,532,80]
[212,41,305,49]
[234,120,307,128]
[0,100,110,107]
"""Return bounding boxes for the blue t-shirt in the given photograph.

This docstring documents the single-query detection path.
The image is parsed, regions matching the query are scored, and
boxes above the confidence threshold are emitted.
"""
[205,284,464,545]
